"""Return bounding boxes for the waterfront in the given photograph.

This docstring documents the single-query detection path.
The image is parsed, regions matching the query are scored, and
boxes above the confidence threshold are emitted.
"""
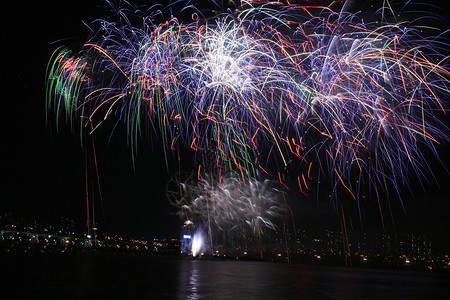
[3,253,449,299]
[3,211,449,271]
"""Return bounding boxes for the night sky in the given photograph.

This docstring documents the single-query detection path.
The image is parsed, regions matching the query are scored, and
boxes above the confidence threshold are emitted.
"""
[4,0,450,242]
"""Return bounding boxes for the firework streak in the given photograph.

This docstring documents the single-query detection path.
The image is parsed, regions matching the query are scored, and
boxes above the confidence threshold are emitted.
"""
[46,1,449,206]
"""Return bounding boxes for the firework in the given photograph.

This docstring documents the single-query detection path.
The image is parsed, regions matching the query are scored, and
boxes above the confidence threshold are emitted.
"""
[172,173,287,242]
[191,230,204,257]
[46,1,449,208]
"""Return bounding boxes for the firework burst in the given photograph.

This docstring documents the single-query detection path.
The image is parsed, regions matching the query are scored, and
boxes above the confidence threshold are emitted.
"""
[46,1,450,215]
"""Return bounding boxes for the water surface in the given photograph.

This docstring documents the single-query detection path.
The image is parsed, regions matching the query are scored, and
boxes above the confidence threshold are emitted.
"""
[3,254,449,299]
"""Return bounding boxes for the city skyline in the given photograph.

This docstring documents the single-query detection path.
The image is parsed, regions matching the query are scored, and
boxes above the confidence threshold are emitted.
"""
[2,210,449,271]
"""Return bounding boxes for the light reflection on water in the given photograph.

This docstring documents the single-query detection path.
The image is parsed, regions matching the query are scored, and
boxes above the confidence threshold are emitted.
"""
[186,260,200,300]
[3,254,449,299]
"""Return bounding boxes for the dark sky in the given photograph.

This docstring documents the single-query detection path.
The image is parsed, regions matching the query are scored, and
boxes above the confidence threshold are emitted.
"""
[5,1,182,238]
[4,0,450,241]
